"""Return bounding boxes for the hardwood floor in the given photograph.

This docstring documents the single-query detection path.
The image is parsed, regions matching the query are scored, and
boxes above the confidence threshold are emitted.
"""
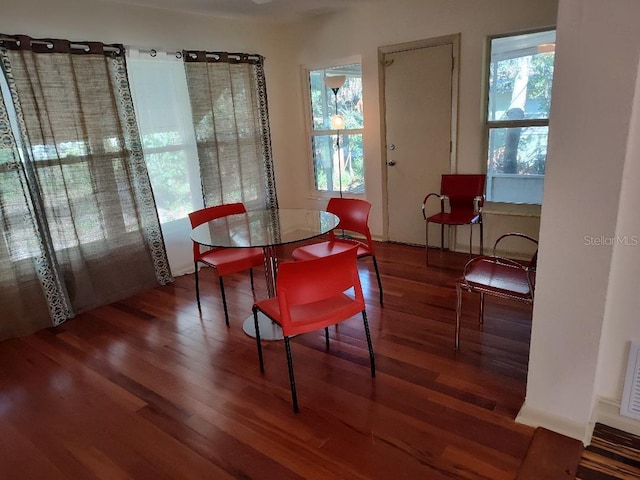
[0,242,539,479]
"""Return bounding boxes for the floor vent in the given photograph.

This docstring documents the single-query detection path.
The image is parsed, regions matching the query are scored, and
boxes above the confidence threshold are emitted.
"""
[621,343,640,421]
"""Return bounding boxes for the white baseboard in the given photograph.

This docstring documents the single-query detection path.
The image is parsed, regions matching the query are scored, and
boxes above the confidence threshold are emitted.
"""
[515,398,640,447]
[595,397,640,437]
[516,402,594,445]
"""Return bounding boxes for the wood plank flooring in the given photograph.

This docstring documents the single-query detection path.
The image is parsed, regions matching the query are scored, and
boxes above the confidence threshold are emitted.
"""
[0,242,539,479]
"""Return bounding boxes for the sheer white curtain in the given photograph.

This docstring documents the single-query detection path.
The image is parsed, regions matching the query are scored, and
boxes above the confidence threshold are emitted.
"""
[127,49,203,276]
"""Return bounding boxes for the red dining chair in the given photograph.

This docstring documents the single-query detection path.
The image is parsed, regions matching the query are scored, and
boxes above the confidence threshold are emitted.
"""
[189,203,263,326]
[454,232,538,349]
[422,174,486,265]
[252,246,376,413]
[291,198,383,305]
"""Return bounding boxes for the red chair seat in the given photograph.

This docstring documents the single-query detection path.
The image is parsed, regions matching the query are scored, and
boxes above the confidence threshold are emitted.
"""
[463,259,532,299]
[199,247,263,276]
[253,294,363,337]
[426,211,481,226]
[292,239,371,262]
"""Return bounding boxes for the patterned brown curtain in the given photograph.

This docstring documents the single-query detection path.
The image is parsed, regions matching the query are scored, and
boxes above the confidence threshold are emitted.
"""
[0,85,66,338]
[183,51,277,210]
[0,34,172,337]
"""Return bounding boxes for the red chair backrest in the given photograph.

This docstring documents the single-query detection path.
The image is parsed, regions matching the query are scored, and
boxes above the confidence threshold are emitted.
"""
[326,198,374,249]
[275,246,364,333]
[188,203,247,259]
[188,203,247,229]
[440,174,486,213]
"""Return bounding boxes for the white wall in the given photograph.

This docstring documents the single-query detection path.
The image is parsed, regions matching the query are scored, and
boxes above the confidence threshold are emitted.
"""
[0,0,290,52]
[517,0,640,443]
[594,47,640,430]
[280,0,558,247]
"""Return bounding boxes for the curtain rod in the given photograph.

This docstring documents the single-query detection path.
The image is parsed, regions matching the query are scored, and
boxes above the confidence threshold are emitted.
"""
[133,48,183,59]
[183,50,263,65]
[0,35,122,55]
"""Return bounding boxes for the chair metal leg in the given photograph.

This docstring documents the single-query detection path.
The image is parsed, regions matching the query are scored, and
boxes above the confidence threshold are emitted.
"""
[469,222,473,257]
[455,282,463,350]
[284,337,299,413]
[425,221,430,266]
[194,262,201,311]
[325,327,330,349]
[479,292,485,326]
[372,256,384,305]
[441,224,445,251]
[219,276,230,327]
[249,268,255,291]
[361,310,376,378]
[253,307,264,372]
[479,218,484,255]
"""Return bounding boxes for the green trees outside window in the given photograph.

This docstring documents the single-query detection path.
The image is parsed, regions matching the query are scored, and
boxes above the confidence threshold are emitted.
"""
[308,64,365,194]
[486,29,556,204]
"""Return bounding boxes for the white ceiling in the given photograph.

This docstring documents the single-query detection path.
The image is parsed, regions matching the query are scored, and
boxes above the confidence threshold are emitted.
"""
[100,0,381,21]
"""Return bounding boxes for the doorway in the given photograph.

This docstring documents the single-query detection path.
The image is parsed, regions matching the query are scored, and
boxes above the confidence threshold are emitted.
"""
[381,35,459,246]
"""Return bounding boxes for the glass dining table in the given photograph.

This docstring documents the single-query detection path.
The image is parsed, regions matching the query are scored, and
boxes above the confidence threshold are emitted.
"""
[190,208,339,340]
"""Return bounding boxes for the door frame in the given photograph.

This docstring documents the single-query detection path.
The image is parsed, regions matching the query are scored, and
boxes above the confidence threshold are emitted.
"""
[379,34,461,242]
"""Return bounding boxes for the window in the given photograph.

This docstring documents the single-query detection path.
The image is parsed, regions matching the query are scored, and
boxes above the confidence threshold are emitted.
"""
[127,52,202,224]
[486,29,556,204]
[307,64,364,195]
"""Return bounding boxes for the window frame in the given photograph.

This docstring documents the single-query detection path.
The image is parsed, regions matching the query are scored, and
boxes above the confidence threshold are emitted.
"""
[302,57,365,199]
[483,27,556,205]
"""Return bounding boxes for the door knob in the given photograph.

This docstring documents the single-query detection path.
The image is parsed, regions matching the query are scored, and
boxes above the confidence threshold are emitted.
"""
[387,160,397,166]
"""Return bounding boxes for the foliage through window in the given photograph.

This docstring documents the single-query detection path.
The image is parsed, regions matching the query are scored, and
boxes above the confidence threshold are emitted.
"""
[308,64,364,195]
[486,29,556,204]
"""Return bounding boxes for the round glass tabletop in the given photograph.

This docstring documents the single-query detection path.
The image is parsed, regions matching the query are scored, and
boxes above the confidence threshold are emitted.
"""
[190,208,339,248]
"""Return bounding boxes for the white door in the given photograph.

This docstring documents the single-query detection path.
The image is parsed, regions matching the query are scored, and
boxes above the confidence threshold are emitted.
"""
[383,40,455,246]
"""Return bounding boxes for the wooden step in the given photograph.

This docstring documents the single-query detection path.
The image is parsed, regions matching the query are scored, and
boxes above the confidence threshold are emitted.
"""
[517,427,584,480]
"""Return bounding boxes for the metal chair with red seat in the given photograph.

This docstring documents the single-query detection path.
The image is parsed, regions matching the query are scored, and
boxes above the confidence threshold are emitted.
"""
[252,246,376,413]
[188,203,263,326]
[454,232,538,349]
[291,197,383,305]
[422,174,486,265]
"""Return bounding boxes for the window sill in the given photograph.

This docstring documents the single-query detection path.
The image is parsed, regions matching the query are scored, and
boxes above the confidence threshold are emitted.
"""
[307,191,365,201]
[483,201,541,218]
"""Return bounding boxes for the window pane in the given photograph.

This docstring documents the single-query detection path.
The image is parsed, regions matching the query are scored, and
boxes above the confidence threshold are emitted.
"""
[486,126,547,204]
[141,131,183,149]
[310,65,363,131]
[488,30,556,121]
[312,133,364,194]
[488,126,548,175]
[143,149,193,223]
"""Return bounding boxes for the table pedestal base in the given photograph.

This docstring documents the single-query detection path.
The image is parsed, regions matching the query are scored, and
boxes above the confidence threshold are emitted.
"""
[242,311,284,341]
